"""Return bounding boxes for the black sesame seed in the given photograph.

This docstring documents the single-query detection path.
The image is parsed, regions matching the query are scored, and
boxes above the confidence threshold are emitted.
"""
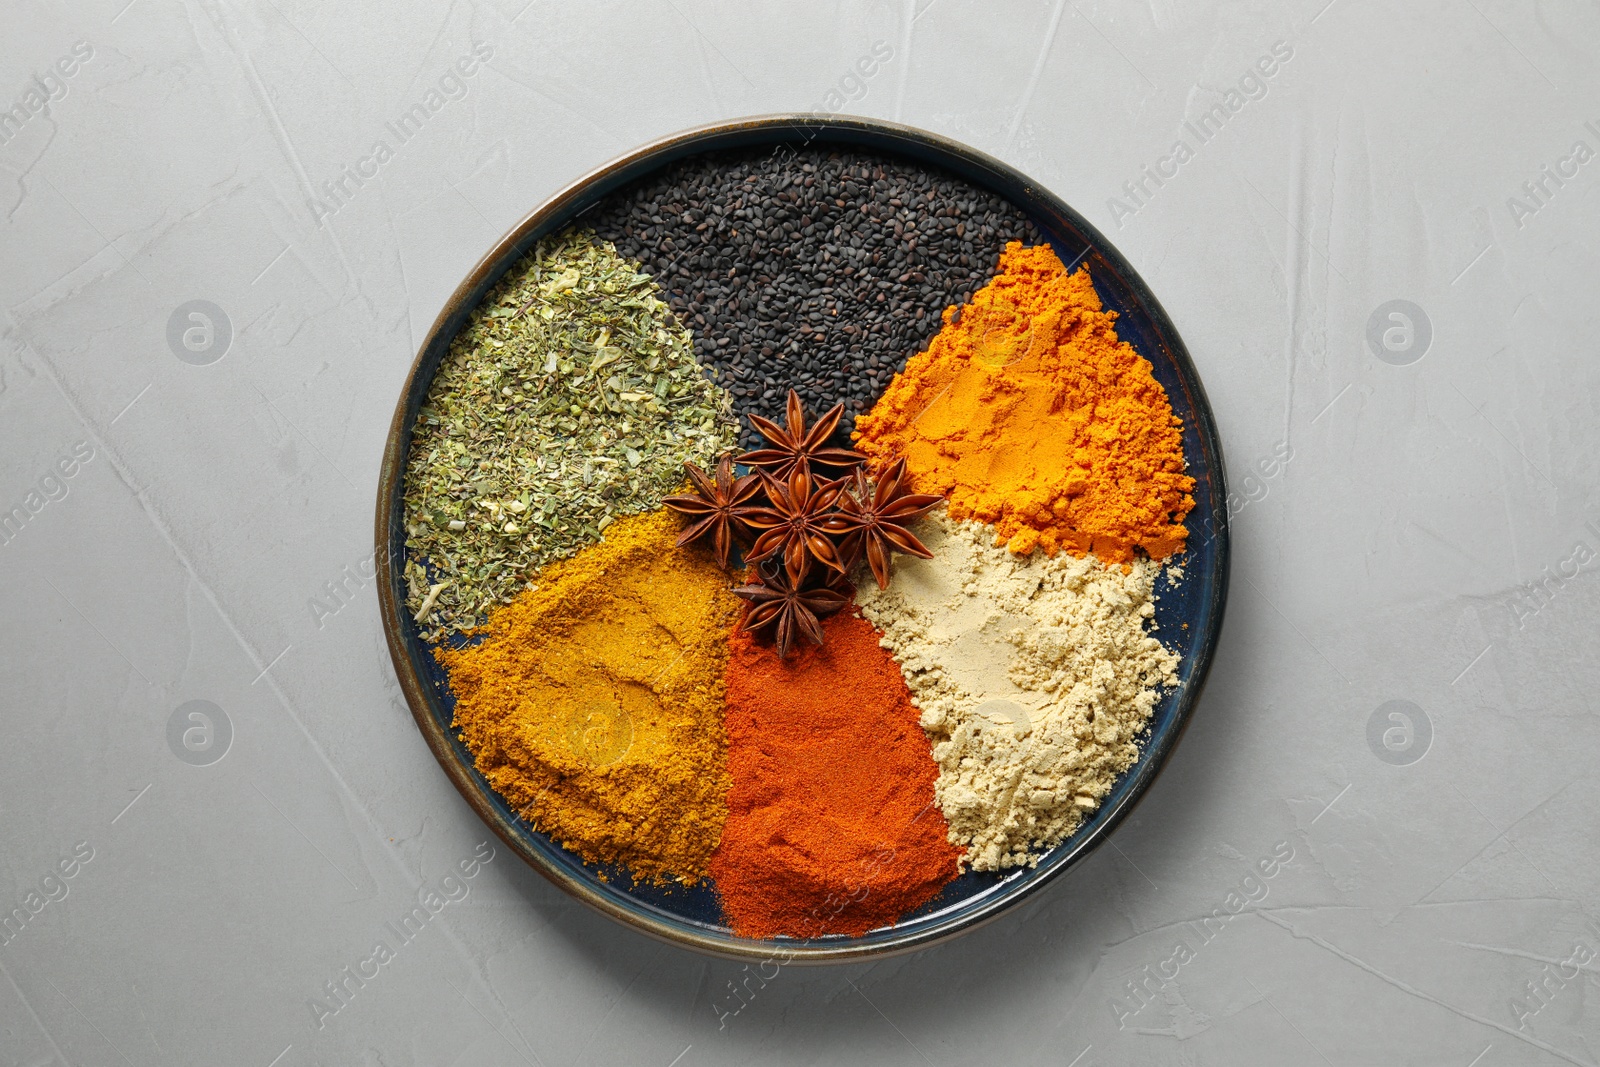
[585,145,1042,448]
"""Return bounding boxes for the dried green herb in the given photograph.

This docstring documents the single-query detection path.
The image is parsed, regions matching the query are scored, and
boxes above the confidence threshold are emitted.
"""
[402,229,738,640]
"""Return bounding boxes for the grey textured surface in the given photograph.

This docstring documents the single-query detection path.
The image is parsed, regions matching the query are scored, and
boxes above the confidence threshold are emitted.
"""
[3,1,1598,1064]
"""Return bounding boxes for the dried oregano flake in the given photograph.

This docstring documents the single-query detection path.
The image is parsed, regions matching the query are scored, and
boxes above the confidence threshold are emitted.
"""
[402,229,738,640]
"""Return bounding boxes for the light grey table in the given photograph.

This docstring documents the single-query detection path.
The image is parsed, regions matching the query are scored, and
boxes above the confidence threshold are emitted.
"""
[3,1,1597,1064]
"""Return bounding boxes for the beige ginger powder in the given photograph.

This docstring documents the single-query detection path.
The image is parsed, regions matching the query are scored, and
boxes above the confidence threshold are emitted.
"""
[855,507,1179,871]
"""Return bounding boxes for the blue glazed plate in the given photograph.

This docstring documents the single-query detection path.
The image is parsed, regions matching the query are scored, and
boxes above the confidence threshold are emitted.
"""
[376,116,1229,962]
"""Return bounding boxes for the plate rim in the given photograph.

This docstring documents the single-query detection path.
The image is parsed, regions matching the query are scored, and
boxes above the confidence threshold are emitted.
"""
[375,113,1231,963]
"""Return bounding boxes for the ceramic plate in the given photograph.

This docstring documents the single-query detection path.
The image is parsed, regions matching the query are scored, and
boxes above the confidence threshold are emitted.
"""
[375,115,1230,962]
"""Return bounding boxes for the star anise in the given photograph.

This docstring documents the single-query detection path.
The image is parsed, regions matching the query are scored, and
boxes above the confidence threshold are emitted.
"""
[662,455,761,568]
[738,465,850,583]
[733,562,850,659]
[825,457,942,589]
[737,388,868,478]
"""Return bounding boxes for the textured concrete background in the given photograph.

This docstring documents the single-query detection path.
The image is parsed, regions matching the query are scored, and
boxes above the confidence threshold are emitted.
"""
[3,1,1599,1064]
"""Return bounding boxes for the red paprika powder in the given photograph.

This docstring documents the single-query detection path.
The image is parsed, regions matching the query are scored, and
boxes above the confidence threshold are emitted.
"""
[711,609,961,939]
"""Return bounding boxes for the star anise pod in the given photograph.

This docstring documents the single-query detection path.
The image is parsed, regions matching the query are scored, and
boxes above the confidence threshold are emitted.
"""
[662,455,761,568]
[825,457,942,589]
[733,562,849,659]
[738,465,849,583]
[737,388,868,478]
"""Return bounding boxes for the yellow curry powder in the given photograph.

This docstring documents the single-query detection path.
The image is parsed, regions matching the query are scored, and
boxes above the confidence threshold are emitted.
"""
[853,242,1195,562]
[440,508,738,885]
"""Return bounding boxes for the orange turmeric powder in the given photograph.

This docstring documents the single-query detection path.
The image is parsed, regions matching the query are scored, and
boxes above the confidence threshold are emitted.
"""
[853,242,1194,562]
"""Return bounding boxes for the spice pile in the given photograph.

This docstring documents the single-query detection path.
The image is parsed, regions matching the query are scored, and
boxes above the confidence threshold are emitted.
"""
[713,611,960,938]
[442,509,737,885]
[587,146,1042,445]
[403,229,737,639]
[855,241,1194,560]
[404,149,1197,942]
[856,508,1178,871]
